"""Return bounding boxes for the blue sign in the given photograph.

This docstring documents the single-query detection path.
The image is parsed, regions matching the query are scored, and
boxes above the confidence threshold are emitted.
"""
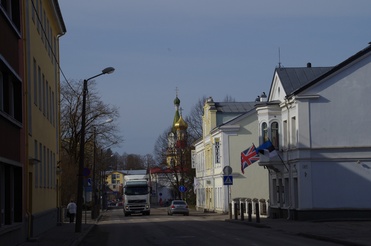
[223,175,233,185]
[87,178,91,187]
[179,185,187,193]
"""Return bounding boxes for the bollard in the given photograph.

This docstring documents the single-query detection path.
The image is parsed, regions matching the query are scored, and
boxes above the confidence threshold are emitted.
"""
[234,203,238,220]
[240,203,244,221]
[248,203,252,222]
[229,203,232,220]
[255,203,260,223]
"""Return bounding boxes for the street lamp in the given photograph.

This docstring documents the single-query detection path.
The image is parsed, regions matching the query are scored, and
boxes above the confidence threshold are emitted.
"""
[75,67,115,233]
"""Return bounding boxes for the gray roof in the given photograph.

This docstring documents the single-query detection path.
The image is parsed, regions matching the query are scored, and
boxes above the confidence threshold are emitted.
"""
[214,102,256,113]
[290,44,371,96]
[105,169,147,175]
[276,67,333,95]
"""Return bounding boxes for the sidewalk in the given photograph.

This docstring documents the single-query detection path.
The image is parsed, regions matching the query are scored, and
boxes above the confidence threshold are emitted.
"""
[18,211,100,246]
[226,217,371,246]
[18,208,371,246]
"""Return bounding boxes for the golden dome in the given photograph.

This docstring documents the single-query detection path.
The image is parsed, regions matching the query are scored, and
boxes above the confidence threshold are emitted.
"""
[174,115,188,130]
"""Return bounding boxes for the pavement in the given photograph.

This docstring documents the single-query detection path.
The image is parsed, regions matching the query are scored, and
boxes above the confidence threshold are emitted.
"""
[17,207,371,246]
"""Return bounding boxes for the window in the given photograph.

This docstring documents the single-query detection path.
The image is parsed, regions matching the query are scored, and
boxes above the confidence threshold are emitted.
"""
[34,140,38,188]
[46,81,49,119]
[31,0,35,22]
[0,70,22,122]
[262,122,268,142]
[39,142,42,188]
[42,74,45,115]
[8,78,14,117]
[291,117,296,148]
[271,122,279,149]
[0,0,20,30]
[53,153,56,189]
[33,59,37,105]
[112,174,117,184]
[51,91,55,126]
[0,165,22,225]
[283,120,288,148]
[47,148,50,188]
[38,66,41,110]
[43,146,46,187]
[36,0,40,33]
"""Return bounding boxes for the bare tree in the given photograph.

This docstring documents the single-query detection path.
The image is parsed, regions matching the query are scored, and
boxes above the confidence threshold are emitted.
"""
[59,79,123,206]
[153,127,172,166]
[223,94,236,102]
[185,96,207,144]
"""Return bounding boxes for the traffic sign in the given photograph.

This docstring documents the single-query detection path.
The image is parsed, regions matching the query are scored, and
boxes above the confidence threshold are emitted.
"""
[179,185,187,193]
[87,178,92,186]
[223,175,233,185]
[223,166,232,175]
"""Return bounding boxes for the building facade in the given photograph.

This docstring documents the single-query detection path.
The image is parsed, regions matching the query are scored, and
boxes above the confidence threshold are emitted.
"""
[193,97,269,214]
[0,1,25,244]
[24,0,65,241]
[256,44,371,220]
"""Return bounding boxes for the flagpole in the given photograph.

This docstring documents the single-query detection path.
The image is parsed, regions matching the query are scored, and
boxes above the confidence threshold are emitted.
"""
[277,153,289,171]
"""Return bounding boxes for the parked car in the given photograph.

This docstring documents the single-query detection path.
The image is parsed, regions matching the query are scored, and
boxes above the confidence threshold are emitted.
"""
[167,200,189,216]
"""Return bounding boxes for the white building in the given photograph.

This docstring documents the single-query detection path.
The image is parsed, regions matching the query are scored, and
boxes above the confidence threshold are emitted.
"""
[193,97,269,214]
[256,43,371,220]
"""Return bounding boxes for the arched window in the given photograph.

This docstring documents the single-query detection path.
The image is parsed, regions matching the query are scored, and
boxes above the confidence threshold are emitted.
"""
[262,122,268,142]
[271,122,279,149]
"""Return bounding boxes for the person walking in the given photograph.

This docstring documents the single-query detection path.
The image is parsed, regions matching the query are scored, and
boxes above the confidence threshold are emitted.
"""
[67,200,77,223]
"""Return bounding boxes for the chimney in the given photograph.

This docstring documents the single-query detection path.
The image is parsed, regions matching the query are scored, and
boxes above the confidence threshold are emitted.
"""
[307,62,312,68]
[260,92,267,102]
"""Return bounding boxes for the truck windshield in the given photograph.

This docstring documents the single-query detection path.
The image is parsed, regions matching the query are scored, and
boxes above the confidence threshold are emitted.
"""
[125,186,148,195]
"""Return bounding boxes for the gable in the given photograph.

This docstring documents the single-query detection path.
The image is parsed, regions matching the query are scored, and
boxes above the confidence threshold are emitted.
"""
[270,66,332,101]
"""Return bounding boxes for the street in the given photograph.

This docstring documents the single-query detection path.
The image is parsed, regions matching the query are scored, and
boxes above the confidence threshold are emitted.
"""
[79,207,340,246]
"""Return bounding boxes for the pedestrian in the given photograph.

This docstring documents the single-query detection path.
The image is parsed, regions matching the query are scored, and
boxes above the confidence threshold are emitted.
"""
[67,200,77,223]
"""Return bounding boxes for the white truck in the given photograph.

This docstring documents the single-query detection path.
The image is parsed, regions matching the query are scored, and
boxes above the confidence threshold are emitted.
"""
[123,174,151,216]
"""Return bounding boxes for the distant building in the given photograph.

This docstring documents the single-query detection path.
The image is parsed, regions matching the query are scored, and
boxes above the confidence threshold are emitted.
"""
[105,169,147,201]
[151,93,192,205]
[256,44,371,220]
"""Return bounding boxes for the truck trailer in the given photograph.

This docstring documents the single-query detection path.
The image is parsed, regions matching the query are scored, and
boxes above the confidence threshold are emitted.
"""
[123,174,150,216]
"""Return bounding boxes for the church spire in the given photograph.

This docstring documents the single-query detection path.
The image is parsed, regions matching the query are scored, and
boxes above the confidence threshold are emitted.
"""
[172,87,181,133]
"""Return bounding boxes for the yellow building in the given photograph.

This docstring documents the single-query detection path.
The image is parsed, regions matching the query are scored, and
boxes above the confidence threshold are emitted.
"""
[23,0,66,239]
[193,97,269,214]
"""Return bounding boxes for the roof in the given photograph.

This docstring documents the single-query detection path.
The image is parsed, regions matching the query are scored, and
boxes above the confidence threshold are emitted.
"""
[214,102,256,113]
[276,66,333,95]
[105,169,147,175]
[52,0,67,34]
[289,43,371,96]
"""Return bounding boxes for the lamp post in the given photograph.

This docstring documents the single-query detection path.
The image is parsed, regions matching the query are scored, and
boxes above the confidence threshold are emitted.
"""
[75,67,115,233]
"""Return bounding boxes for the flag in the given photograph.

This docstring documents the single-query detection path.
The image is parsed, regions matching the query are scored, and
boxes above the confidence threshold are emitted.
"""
[241,145,259,174]
[255,139,277,158]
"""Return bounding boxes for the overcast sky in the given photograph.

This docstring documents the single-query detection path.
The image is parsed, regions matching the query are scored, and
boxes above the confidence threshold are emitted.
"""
[59,0,371,155]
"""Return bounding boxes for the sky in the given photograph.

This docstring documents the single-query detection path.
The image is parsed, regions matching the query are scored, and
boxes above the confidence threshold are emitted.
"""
[59,0,371,156]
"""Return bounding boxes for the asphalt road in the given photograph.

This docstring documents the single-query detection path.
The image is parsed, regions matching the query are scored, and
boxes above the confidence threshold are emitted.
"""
[79,207,340,246]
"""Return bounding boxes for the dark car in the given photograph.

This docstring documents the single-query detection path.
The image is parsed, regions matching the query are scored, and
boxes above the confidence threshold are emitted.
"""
[167,200,189,216]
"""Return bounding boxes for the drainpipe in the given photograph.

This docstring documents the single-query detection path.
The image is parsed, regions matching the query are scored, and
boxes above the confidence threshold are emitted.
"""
[285,98,292,220]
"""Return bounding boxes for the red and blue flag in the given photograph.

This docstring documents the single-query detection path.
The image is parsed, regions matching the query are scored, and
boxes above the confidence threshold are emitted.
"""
[241,145,259,174]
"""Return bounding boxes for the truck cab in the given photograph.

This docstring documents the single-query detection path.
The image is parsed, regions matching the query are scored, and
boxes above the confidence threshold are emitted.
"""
[123,176,150,216]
